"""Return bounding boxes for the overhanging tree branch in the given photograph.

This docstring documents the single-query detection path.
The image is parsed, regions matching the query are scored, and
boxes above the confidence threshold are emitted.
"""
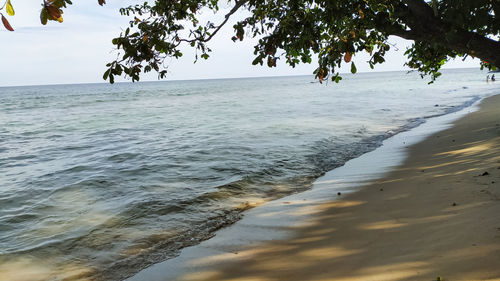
[389,0,500,67]
[178,0,248,44]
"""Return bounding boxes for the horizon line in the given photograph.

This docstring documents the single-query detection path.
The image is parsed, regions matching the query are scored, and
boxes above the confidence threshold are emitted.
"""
[0,66,480,88]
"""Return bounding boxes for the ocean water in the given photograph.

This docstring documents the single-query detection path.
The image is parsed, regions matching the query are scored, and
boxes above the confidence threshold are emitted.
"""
[0,69,497,281]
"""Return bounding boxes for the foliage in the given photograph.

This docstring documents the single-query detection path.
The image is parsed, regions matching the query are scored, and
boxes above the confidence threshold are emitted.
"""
[1,0,499,84]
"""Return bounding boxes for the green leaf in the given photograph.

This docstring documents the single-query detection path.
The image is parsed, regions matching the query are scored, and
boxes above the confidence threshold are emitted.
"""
[103,69,111,80]
[252,56,262,65]
[350,62,357,74]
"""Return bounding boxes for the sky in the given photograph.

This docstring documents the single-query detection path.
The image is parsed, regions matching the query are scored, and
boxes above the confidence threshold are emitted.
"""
[0,1,480,87]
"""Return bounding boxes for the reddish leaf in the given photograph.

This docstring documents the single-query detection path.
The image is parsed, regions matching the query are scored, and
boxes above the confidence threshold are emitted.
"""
[46,4,62,20]
[317,68,325,84]
[358,9,365,19]
[267,56,276,67]
[344,52,352,63]
[1,14,14,31]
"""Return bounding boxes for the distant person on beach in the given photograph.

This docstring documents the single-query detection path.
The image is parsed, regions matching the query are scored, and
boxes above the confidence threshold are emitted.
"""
[487,75,490,82]
[492,74,496,81]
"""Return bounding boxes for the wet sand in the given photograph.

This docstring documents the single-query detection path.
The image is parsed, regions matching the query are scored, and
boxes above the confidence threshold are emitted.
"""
[166,94,500,281]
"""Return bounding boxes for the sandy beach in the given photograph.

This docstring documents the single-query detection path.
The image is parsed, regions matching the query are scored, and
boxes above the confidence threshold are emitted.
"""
[160,94,500,281]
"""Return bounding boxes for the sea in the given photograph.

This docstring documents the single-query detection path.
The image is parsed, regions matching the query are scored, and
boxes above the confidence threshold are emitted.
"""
[0,68,498,281]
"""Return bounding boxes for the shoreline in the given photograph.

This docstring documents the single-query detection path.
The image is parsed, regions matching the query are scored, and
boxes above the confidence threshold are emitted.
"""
[127,95,500,281]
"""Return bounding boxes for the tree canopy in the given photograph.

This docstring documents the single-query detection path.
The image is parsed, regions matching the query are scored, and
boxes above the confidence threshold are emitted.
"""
[2,0,499,83]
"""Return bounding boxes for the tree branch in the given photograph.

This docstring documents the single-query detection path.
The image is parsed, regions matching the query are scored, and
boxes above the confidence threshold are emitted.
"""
[179,0,248,44]
[383,24,419,41]
[403,0,434,19]
[493,2,500,23]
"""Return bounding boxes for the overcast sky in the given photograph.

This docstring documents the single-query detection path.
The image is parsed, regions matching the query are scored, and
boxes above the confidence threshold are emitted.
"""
[0,1,479,87]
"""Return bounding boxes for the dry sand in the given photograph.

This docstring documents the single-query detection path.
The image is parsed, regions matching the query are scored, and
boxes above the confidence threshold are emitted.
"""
[177,94,500,281]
